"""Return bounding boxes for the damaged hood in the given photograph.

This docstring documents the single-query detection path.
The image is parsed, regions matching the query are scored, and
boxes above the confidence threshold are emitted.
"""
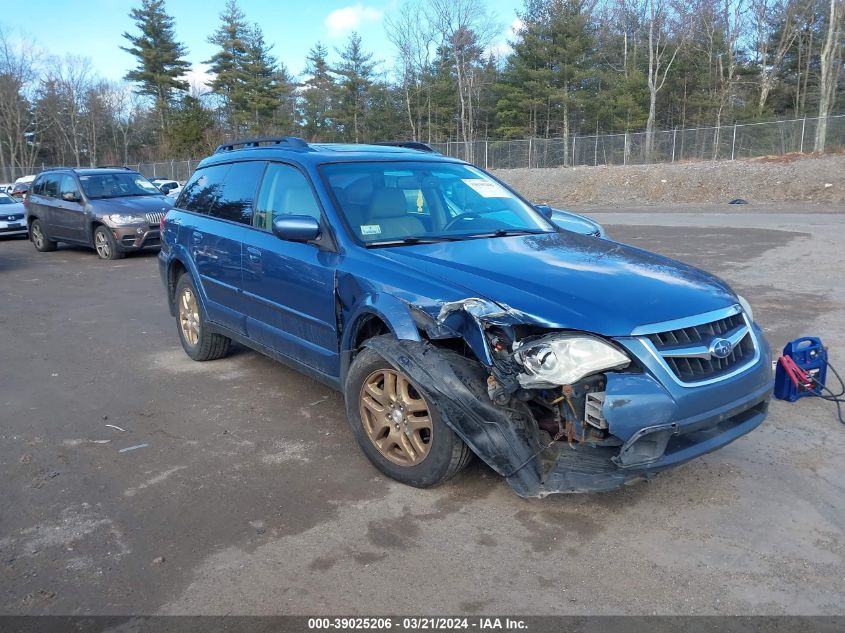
[370,231,738,336]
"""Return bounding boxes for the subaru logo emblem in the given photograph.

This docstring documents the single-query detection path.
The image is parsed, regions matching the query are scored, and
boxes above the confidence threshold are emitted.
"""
[710,338,733,359]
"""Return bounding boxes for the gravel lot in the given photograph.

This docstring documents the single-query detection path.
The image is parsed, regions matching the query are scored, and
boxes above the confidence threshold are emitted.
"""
[1,205,844,616]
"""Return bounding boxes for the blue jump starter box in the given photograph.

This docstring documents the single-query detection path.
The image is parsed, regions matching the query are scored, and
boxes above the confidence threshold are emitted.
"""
[774,337,828,402]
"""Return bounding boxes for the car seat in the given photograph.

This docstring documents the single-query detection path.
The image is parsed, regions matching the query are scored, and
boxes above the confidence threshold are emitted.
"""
[363,188,424,240]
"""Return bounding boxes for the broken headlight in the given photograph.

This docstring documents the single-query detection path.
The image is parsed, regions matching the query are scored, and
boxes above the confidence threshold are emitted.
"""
[514,334,630,388]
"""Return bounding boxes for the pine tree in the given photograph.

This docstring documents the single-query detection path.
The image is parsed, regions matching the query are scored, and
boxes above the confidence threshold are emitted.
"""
[121,0,190,134]
[204,0,250,134]
[241,24,282,134]
[272,63,298,134]
[495,0,594,156]
[169,94,215,156]
[332,32,377,143]
[300,43,336,140]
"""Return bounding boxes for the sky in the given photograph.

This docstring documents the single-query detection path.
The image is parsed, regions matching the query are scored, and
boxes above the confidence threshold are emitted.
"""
[3,0,525,88]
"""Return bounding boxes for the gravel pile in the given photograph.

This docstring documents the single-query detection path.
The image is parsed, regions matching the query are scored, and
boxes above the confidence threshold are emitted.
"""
[494,153,845,207]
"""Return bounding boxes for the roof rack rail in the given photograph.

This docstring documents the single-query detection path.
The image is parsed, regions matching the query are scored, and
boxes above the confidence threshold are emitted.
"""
[93,165,134,170]
[214,136,310,153]
[374,141,438,153]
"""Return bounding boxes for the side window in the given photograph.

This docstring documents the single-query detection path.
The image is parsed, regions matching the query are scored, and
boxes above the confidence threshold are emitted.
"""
[59,175,80,201]
[31,176,44,196]
[254,163,321,231]
[42,175,61,199]
[210,161,264,225]
[176,164,229,215]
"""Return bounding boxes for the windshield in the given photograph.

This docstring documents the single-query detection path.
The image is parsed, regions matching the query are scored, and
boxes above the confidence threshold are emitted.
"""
[320,161,554,245]
[0,193,14,204]
[78,172,161,199]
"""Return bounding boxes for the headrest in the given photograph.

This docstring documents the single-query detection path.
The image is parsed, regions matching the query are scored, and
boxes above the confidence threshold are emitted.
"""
[368,188,407,219]
[86,178,105,197]
[395,176,420,189]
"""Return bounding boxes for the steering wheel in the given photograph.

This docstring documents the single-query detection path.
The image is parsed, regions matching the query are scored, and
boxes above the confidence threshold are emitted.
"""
[443,212,483,231]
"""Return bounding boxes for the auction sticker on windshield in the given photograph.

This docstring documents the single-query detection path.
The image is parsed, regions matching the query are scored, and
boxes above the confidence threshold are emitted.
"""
[360,224,382,235]
[462,179,509,198]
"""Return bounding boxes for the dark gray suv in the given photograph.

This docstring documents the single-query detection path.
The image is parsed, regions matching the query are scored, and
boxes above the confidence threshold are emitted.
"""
[25,167,170,260]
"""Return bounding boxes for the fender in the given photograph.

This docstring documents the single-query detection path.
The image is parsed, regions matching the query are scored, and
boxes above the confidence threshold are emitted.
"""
[338,287,422,384]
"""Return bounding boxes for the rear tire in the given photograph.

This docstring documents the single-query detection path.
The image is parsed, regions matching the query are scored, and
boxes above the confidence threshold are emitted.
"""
[344,344,472,488]
[94,225,124,260]
[174,273,231,361]
[30,220,57,252]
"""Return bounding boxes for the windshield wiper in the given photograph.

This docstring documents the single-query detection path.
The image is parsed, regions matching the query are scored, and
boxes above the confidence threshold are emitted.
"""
[467,229,548,239]
[365,235,463,248]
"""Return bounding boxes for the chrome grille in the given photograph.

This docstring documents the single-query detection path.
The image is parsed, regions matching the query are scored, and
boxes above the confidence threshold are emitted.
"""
[145,211,165,226]
[647,312,744,347]
[641,308,757,384]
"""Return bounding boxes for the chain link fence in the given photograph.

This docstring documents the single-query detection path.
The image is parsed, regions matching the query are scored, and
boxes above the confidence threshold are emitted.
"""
[430,114,845,170]
[2,114,843,183]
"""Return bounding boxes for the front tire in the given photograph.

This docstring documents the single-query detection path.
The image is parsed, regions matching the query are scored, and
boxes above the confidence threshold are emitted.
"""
[345,345,472,488]
[93,225,124,260]
[30,220,57,252]
[174,273,231,361]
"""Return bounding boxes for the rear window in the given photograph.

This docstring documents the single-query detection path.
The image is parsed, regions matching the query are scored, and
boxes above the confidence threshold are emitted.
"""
[177,161,264,225]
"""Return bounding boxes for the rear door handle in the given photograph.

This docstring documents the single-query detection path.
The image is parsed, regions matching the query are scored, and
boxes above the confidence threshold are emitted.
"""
[246,247,261,263]
[191,231,203,244]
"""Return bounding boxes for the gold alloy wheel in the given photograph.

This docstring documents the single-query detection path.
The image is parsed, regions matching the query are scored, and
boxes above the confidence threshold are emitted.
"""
[178,287,200,346]
[359,368,433,466]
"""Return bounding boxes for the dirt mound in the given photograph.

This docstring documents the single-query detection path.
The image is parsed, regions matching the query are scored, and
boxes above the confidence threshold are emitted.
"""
[493,153,845,207]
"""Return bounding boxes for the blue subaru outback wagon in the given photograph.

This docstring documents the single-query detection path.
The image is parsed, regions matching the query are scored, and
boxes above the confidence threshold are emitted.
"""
[158,137,772,497]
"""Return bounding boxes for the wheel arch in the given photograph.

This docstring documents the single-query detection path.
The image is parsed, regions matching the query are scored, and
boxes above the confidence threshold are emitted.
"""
[166,257,190,317]
[339,294,423,385]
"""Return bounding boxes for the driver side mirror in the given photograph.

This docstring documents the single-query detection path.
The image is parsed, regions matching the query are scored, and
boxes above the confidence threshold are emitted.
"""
[534,204,553,220]
[271,215,321,243]
[62,191,81,203]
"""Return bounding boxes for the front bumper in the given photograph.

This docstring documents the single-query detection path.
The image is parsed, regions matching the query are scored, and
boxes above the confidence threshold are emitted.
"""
[0,218,27,235]
[365,331,772,498]
[111,225,161,251]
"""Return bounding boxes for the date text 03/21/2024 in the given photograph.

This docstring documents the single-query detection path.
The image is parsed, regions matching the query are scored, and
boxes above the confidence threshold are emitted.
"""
[307,617,528,630]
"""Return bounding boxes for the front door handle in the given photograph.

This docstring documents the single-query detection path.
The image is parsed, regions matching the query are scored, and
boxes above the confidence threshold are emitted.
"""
[246,247,261,263]
[192,231,204,244]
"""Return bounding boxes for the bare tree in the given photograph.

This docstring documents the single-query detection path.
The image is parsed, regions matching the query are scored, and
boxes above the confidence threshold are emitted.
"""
[814,0,844,151]
[694,0,745,157]
[643,0,684,159]
[107,84,144,166]
[753,0,801,114]
[386,2,436,141]
[0,27,44,179]
[429,0,498,155]
[42,56,95,167]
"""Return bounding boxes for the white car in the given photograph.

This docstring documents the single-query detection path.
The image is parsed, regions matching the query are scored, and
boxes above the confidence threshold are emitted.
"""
[150,179,182,198]
[0,192,27,237]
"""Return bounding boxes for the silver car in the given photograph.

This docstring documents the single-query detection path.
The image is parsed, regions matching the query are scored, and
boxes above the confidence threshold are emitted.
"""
[0,192,26,237]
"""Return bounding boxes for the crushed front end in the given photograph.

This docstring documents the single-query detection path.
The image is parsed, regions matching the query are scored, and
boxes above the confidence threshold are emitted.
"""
[368,301,772,497]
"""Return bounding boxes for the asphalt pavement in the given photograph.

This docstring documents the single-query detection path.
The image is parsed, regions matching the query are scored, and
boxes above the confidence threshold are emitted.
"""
[1,207,844,615]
